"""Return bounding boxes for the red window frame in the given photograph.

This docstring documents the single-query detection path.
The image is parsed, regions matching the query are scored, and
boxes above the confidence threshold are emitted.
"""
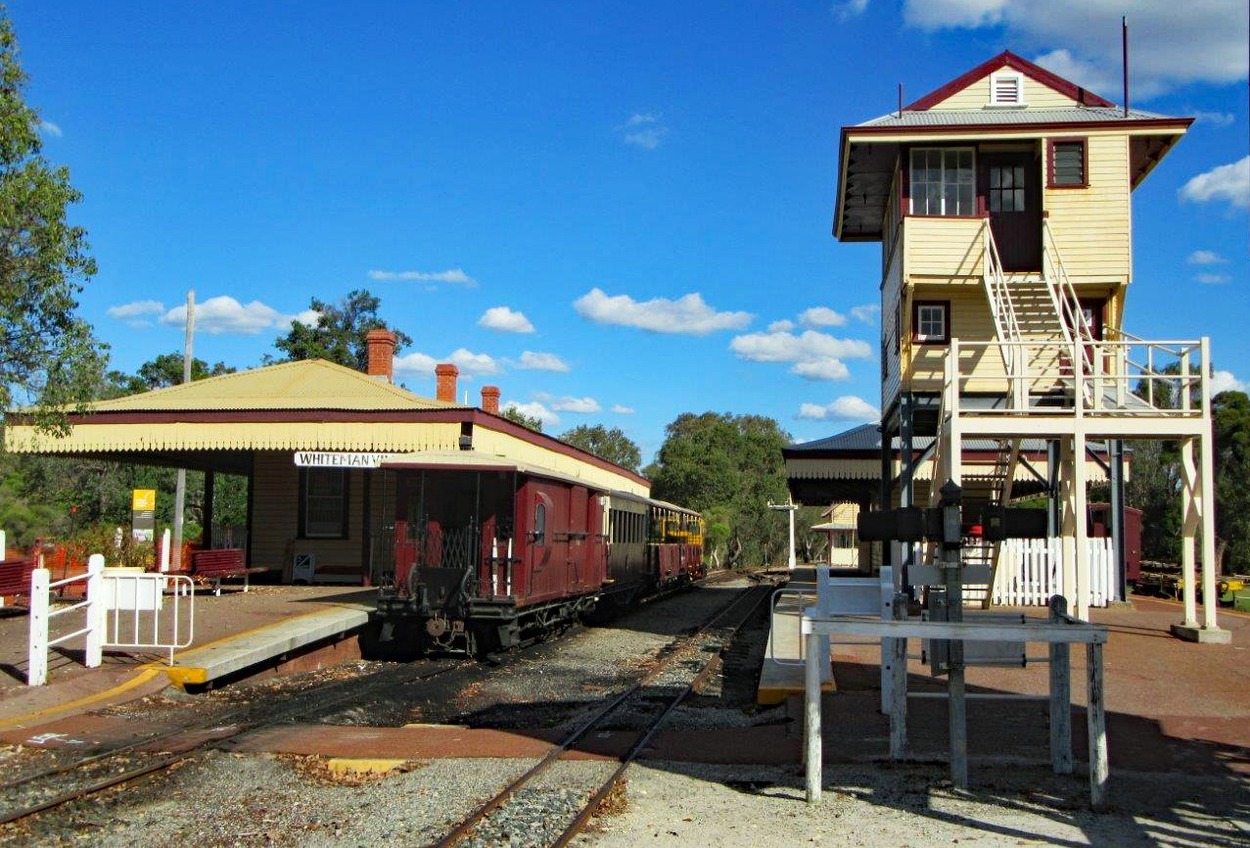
[1047,138,1088,189]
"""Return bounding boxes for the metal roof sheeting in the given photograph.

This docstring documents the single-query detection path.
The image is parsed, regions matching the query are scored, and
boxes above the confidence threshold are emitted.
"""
[856,106,1173,129]
[86,359,461,413]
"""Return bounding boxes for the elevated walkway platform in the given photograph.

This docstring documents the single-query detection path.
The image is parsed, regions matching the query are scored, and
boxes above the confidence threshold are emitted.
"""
[166,603,371,687]
[0,586,375,729]
[757,567,831,705]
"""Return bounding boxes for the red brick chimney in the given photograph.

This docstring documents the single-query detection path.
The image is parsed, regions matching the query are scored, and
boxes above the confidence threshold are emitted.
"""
[481,386,500,414]
[364,329,396,382]
[435,363,459,403]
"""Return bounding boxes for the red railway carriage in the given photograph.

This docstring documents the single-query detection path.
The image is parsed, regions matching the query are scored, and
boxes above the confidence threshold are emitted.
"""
[376,455,608,655]
[597,494,706,614]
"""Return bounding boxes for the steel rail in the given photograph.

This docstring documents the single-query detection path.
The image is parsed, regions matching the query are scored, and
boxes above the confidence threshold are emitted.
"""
[0,658,465,826]
[435,580,773,848]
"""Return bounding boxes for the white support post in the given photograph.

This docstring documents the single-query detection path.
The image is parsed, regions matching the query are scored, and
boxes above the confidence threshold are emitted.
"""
[1087,642,1109,810]
[1073,431,1089,620]
[804,629,823,804]
[1198,382,1219,632]
[0,529,6,560]
[1059,439,1078,613]
[27,567,50,686]
[85,553,105,669]
[160,528,172,573]
[1180,439,1199,628]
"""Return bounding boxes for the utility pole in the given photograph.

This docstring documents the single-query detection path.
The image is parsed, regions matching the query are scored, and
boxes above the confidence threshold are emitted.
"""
[768,500,799,570]
[173,290,195,570]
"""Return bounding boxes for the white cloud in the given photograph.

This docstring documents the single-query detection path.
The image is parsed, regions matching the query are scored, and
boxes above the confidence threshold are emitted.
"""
[445,348,500,377]
[39,120,62,138]
[797,396,880,422]
[1187,250,1227,265]
[160,295,301,335]
[504,400,560,428]
[799,306,847,328]
[1211,370,1247,393]
[729,329,872,364]
[1032,49,1121,99]
[832,0,869,20]
[550,396,601,414]
[574,288,752,334]
[1180,157,1250,209]
[903,1,1249,97]
[731,330,870,382]
[393,348,500,381]
[517,351,570,372]
[792,359,851,381]
[620,113,670,150]
[478,306,535,333]
[367,268,477,287]
[768,319,795,333]
[107,300,165,327]
[1196,273,1230,285]
[851,304,880,324]
[1193,110,1236,127]
[393,352,437,379]
[611,404,635,415]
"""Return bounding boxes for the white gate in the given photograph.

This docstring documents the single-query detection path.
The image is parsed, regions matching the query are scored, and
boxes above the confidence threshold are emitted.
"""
[991,537,1115,608]
[28,554,195,686]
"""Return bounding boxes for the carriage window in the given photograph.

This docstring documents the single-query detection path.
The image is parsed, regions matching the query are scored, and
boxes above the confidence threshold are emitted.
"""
[533,502,546,546]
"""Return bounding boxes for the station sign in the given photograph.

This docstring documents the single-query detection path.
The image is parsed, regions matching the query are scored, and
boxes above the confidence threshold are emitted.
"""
[131,488,156,542]
[293,451,399,469]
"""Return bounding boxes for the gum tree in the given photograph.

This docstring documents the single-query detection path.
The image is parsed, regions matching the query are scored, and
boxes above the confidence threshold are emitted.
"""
[0,13,103,430]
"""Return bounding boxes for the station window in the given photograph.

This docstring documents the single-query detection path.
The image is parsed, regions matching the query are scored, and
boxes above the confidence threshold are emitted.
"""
[1048,139,1087,188]
[909,148,975,216]
[913,301,949,345]
[300,470,349,539]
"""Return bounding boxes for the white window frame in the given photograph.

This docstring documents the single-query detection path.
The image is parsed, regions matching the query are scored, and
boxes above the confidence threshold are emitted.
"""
[989,70,1026,106]
[914,302,949,344]
[909,148,976,217]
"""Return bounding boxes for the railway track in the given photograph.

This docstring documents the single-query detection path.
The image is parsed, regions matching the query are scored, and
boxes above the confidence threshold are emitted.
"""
[433,581,774,848]
[0,657,468,827]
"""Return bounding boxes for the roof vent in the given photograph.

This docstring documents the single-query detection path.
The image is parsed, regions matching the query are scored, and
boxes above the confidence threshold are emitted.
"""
[989,70,1025,106]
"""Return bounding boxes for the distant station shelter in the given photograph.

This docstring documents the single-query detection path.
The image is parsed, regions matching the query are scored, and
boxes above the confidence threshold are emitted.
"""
[3,331,647,586]
[825,51,1222,640]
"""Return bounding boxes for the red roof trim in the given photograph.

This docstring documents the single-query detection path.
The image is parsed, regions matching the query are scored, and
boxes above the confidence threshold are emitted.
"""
[905,50,1116,111]
[844,116,1192,138]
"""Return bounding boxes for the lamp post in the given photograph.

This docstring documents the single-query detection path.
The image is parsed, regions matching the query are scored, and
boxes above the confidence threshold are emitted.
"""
[768,501,799,570]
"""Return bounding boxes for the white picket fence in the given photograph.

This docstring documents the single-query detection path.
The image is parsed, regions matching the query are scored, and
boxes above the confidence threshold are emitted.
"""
[991,537,1116,608]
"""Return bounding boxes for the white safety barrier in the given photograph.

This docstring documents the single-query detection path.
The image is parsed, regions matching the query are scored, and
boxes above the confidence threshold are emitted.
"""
[991,537,1115,607]
[27,554,195,686]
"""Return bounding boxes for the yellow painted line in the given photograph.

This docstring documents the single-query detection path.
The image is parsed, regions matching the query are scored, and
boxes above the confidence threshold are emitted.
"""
[0,666,166,731]
[756,680,835,706]
[326,757,408,777]
[165,666,210,687]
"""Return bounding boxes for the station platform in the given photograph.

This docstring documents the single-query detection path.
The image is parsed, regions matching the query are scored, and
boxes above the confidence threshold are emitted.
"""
[0,585,374,730]
[757,567,832,705]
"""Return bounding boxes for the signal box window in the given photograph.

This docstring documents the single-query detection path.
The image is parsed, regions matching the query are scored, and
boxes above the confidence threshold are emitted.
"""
[1048,139,1087,188]
[913,301,949,345]
[910,148,975,216]
[300,470,348,539]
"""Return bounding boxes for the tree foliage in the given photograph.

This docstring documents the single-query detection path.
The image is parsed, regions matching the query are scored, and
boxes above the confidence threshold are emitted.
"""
[559,424,641,473]
[1213,390,1250,571]
[0,14,104,430]
[501,405,543,433]
[272,289,411,370]
[647,412,791,569]
[106,353,233,397]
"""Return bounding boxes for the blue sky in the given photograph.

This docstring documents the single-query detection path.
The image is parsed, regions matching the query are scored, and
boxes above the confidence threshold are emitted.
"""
[9,1,1248,462]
